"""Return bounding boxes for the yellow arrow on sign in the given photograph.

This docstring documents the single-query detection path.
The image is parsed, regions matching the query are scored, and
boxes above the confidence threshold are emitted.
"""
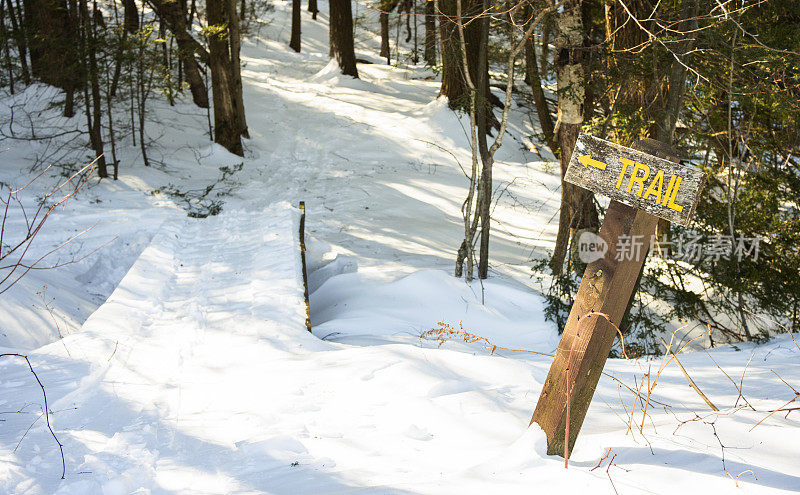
[578,155,607,171]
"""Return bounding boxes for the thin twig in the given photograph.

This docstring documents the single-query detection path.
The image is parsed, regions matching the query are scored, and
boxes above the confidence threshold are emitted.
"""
[660,338,719,411]
[0,353,66,479]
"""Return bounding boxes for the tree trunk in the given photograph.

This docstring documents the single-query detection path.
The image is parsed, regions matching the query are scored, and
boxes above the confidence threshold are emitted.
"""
[307,0,318,20]
[183,57,209,108]
[149,0,208,62]
[225,0,248,138]
[404,1,411,43]
[24,0,80,115]
[290,0,301,52]
[423,0,435,65]
[0,0,15,94]
[5,0,29,85]
[524,10,556,156]
[207,0,243,155]
[438,0,485,111]
[149,0,210,108]
[439,0,491,119]
[549,0,598,276]
[438,0,464,104]
[62,0,80,118]
[476,0,490,279]
[412,0,418,63]
[380,0,402,62]
[88,0,104,173]
[24,0,70,86]
[77,0,106,177]
[656,0,697,144]
[380,11,390,62]
[329,0,358,77]
[122,0,137,32]
[540,13,551,77]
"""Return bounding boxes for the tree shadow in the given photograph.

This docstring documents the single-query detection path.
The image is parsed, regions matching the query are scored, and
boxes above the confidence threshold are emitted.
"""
[585,446,800,492]
[1,336,420,494]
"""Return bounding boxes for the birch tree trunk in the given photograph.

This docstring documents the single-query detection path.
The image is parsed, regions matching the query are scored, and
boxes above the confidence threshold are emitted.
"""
[549,0,598,275]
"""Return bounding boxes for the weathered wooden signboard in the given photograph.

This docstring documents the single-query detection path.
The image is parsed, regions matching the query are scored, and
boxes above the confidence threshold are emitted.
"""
[563,134,706,226]
[530,135,707,462]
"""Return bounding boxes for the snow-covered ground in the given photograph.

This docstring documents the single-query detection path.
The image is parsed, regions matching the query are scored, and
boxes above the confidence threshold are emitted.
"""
[1,1,798,493]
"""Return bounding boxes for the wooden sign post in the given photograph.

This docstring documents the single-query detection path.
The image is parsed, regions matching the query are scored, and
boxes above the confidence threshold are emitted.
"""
[530,135,706,459]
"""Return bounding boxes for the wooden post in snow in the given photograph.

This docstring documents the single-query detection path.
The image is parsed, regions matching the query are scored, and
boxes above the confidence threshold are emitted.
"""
[299,201,312,333]
[530,135,706,459]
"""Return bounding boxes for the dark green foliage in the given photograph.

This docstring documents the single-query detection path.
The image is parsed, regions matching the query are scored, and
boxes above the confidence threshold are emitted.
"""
[531,257,576,334]
[537,0,800,350]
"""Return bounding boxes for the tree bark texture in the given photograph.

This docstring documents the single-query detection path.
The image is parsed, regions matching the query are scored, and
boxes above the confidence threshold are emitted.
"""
[329,0,358,77]
[524,9,556,156]
[424,0,436,65]
[148,0,209,108]
[225,0,248,137]
[290,0,301,52]
[207,0,243,155]
[23,0,80,109]
[438,0,482,110]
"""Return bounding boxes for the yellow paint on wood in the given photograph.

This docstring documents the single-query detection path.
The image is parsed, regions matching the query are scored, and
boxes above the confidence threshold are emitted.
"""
[666,175,684,212]
[578,155,607,170]
[662,174,677,206]
[616,158,633,189]
[626,162,651,197]
[642,170,665,204]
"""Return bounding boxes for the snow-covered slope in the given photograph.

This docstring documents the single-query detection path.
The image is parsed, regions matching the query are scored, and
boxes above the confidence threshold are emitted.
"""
[1,204,318,493]
[1,202,798,494]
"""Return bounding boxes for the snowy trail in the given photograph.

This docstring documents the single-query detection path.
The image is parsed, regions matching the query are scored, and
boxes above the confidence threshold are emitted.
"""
[0,202,555,494]
[0,203,564,494]
[0,203,324,493]
[3,203,798,494]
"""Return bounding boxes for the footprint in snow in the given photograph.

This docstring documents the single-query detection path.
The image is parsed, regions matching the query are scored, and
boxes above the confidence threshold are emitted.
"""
[405,425,433,441]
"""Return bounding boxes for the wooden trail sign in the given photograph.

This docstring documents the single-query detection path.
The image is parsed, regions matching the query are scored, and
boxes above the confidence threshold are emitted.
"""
[564,134,705,226]
[530,135,706,459]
